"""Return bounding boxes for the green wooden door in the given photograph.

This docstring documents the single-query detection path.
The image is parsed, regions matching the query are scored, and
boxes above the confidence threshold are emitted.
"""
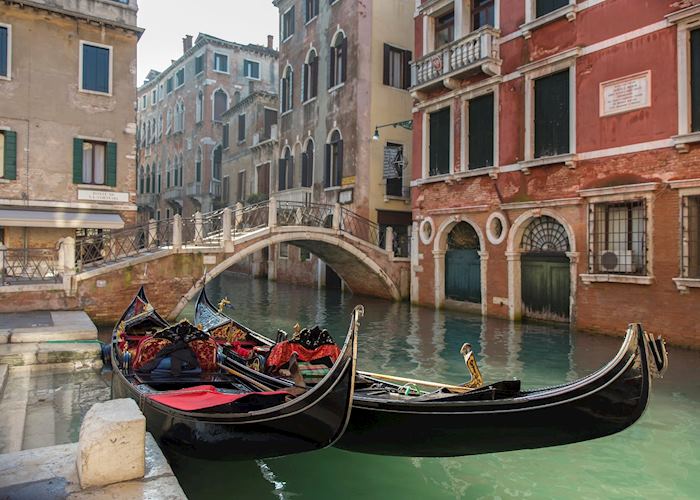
[445,249,481,303]
[521,253,570,322]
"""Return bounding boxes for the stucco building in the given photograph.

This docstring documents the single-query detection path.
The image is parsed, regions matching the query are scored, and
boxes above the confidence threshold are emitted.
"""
[271,0,415,288]
[136,33,278,222]
[0,0,141,273]
[410,0,700,346]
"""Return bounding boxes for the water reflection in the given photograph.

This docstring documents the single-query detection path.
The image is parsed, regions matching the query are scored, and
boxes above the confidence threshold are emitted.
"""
[172,273,700,500]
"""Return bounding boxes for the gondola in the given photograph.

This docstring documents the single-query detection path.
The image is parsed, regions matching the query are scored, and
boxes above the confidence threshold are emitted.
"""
[108,286,359,461]
[196,287,669,457]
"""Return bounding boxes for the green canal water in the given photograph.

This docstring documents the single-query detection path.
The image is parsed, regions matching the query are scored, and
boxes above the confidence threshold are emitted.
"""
[165,273,700,500]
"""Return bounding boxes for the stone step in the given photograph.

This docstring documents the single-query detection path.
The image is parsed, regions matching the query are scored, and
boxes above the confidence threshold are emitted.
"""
[0,367,30,454]
[0,342,102,368]
[0,364,8,398]
[1,311,98,344]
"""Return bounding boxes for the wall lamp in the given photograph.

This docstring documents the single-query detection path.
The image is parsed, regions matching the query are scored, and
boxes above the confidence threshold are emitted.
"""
[372,120,413,141]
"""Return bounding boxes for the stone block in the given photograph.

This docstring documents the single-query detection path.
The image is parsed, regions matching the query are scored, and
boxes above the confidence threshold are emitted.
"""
[77,399,146,489]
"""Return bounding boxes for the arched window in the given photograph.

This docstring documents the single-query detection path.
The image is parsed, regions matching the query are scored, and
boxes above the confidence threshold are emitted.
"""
[302,139,314,187]
[278,146,293,191]
[521,216,570,253]
[151,119,156,143]
[151,161,157,192]
[213,89,228,122]
[157,162,162,193]
[234,91,241,105]
[196,90,204,123]
[281,65,293,113]
[138,166,144,194]
[166,159,171,189]
[175,100,185,133]
[195,147,202,183]
[324,130,343,187]
[166,108,172,133]
[145,165,151,193]
[329,32,347,88]
[303,49,318,102]
[212,145,222,181]
[173,156,179,187]
[178,153,184,187]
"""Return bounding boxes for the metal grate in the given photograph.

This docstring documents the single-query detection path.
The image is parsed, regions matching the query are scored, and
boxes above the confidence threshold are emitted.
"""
[0,248,60,284]
[521,216,570,253]
[276,202,333,229]
[683,195,700,278]
[340,208,381,247]
[590,200,647,275]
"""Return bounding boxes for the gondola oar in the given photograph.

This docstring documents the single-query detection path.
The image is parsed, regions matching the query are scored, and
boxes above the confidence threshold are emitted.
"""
[358,371,474,393]
[218,363,275,392]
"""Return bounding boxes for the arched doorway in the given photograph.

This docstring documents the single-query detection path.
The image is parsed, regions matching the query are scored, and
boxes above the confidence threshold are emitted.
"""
[520,216,571,322]
[445,222,482,304]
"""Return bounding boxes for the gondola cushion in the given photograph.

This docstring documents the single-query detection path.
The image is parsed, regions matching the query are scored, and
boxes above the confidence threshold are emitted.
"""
[266,342,340,373]
[132,337,172,371]
[189,339,218,371]
[147,385,289,411]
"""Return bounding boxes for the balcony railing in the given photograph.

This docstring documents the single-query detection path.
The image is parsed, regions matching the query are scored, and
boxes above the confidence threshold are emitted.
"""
[137,193,157,208]
[253,125,278,147]
[162,186,184,201]
[411,26,500,91]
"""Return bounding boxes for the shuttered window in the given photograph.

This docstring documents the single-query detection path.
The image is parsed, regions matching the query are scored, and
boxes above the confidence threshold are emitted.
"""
[0,26,8,78]
[238,114,246,142]
[283,7,295,40]
[302,141,314,187]
[383,45,412,90]
[222,123,230,149]
[81,43,110,94]
[73,138,116,186]
[429,108,451,176]
[305,0,319,22]
[329,34,347,88]
[244,60,260,79]
[1,131,17,180]
[324,131,343,188]
[536,0,569,18]
[303,51,319,101]
[534,70,570,158]
[237,171,246,202]
[195,55,204,75]
[691,29,700,132]
[468,93,494,169]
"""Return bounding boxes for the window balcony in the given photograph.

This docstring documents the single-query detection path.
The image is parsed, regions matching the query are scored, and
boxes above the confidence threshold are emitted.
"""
[136,193,157,208]
[162,187,184,201]
[187,181,222,199]
[411,26,500,94]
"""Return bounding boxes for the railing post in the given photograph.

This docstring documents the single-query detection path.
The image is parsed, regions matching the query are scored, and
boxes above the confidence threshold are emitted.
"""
[385,226,394,255]
[173,214,183,250]
[61,237,76,294]
[222,207,234,252]
[333,203,341,230]
[269,197,277,228]
[148,219,158,249]
[0,243,6,284]
[194,211,204,245]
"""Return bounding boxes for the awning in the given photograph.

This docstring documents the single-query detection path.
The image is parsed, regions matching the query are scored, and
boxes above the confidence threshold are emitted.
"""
[0,209,125,229]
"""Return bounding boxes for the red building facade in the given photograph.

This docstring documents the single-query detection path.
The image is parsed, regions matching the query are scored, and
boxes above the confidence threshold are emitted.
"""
[410,0,700,347]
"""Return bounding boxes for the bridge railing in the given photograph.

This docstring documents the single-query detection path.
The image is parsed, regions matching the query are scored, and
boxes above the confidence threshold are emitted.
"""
[276,201,334,229]
[183,210,224,247]
[339,207,381,248]
[0,247,61,285]
[232,201,269,236]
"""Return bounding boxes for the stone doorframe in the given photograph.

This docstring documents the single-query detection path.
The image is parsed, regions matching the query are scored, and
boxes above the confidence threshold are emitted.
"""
[433,215,488,315]
[506,209,580,322]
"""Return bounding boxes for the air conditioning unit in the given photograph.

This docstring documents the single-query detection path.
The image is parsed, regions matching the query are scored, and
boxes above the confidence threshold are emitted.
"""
[600,250,636,274]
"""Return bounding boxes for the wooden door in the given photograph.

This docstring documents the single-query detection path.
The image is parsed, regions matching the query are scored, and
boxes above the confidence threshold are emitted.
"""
[445,249,481,303]
[257,163,270,196]
[521,253,570,322]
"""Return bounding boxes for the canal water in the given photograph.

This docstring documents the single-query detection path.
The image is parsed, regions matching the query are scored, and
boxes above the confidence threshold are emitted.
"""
[165,273,700,500]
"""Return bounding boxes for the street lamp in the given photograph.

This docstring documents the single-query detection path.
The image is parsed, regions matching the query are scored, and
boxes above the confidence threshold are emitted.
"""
[372,120,413,141]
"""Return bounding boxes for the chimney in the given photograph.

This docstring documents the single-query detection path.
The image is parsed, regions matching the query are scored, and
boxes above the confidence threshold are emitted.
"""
[267,35,274,49]
[183,35,193,53]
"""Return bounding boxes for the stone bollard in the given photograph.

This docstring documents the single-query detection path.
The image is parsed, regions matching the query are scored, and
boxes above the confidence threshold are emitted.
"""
[222,207,233,252]
[173,214,183,250]
[77,399,146,489]
[385,226,394,255]
[268,196,278,228]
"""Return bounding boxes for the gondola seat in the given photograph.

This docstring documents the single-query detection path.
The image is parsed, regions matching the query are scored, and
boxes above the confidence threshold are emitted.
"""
[132,337,172,371]
[188,338,219,372]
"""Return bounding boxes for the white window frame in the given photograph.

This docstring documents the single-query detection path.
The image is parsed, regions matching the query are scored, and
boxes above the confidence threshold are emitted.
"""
[151,89,157,106]
[0,23,12,81]
[243,58,261,80]
[670,7,700,151]
[520,48,578,172]
[282,5,295,43]
[211,88,229,122]
[278,242,290,259]
[175,68,185,89]
[158,83,164,102]
[460,80,499,174]
[669,179,700,291]
[521,0,576,39]
[213,52,229,74]
[421,101,454,180]
[78,40,113,96]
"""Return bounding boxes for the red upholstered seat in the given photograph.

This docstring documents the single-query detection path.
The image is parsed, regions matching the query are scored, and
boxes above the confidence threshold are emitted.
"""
[266,342,341,373]
[148,385,289,411]
[132,337,172,371]
[189,338,219,372]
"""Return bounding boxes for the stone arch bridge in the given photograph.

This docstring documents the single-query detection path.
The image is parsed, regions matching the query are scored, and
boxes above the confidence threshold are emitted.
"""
[35,200,410,325]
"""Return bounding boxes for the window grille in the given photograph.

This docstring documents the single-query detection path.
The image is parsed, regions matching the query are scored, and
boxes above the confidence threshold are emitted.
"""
[521,216,569,253]
[590,200,647,275]
[682,195,700,278]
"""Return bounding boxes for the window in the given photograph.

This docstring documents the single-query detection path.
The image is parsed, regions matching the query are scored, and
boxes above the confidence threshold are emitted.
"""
[536,0,569,18]
[166,159,171,188]
[691,29,700,132]
[279,242,289,259]
[472,0,495,29]
[166,108,172,134]
[590,201,648,276]
[195,54,204,75]
[468,93,494,169]
[159,84,164,101]
[302,140,314,188]
[238,114,246,142]
[282,7,295,41]
[151,89,157,106]
[214,53,229,73]
[212,146,222,181]
[174,100,185,132]
[223,123,230,149]
[682,196,700,278]
[264,108,278,140]
[383,45,411,90]
[281,66,294,113]
[157,163,162,193]
[178,154,184,187]
[534,69,570,158]
[303,50,319,101]
[80,42,111,94]
[244,60,260,80]
[195,148,202,183]
[384,143,404,197]
[305,0,319,23]
[213,89,228,122]
[300,247,311,262]
[141,95,147,110]
[166,77,174,94]
[435,11,455,49]
[324,130,343,187]
[0,131,17,180]
[237,171,246,202]
[175,68,185,88]
[429,108,451,176]
[145,165,151,193]
[279,147,293,191]
[1,25,11,79]
[196,90,204,123]
[329,33,347,88]
[222,175,230,203]
[257,163,270,196]
[73,139,116,186]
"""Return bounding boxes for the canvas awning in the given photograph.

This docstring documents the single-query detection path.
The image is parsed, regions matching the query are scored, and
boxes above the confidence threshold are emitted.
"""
[0,209,125,229]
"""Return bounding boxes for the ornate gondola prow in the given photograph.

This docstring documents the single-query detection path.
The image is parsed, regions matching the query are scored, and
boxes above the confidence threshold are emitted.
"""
[631,323,669,379]
[351,305,365,335]
[460,343,484,389]
[217,297,231,313]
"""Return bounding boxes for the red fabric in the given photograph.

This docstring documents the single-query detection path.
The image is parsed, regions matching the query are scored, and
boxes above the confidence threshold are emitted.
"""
[189,339,218,371]
[230,341,257,359]
[266,342,341,372]
[132,337,171,370]
[148,385,289,411]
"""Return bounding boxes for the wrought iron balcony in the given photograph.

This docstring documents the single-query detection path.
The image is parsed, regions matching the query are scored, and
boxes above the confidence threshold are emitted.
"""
[411,26,500,93]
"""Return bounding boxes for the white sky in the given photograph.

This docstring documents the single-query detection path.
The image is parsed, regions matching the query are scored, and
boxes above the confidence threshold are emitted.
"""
[136,0,279,84]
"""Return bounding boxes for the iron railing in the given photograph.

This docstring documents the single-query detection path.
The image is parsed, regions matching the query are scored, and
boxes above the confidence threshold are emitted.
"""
[340,207,381,247]
[277,201,334,229]
[0,248,61,284]
[232,201,269,236]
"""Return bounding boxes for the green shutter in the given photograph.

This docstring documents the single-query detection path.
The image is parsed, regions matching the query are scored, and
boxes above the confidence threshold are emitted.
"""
[106,142,117,187]
[73,138,84,184]
[3,131,17,180]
